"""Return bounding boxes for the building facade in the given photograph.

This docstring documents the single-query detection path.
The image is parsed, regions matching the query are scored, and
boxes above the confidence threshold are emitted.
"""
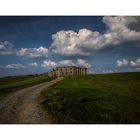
[48,66,87,77]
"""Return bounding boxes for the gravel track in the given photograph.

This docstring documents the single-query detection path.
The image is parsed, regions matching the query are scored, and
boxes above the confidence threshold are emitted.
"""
[0,77,63,124]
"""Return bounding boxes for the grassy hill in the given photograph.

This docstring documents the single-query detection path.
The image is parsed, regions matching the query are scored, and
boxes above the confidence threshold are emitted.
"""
[0,76,54,95]
[41,72,140,124]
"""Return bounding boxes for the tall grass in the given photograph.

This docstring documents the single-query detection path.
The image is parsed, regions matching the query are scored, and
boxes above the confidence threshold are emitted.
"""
[0,76,54,95]
[41,72,140,124]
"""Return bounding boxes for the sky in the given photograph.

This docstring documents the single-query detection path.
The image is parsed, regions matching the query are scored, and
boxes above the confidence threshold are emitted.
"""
[0,16,140,77]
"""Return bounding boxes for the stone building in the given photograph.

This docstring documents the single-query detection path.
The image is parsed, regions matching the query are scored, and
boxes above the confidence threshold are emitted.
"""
[48,66,87,77]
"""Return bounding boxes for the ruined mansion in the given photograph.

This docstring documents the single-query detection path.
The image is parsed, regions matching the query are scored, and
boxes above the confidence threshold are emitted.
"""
[48,66,87,77]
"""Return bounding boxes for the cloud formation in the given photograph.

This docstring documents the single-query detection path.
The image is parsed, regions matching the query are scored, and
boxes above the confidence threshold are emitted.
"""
[51,16,140,57]
[41,60,57,68]
[116,58,140,69]
[59,60,75,66]
[77,59,91,68]
[103,16,140,42]
[0,41,15,55]
[17,46,48,58]
[0,41,49,60]
[130,58,140,67]
[5,63,26,69]
[29,62,38,67]
[116,59,129,67]
[41,59,91,69]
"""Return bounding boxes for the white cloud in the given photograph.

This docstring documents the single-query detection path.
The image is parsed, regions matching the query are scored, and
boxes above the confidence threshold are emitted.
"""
[58,59,91,68]
[6,63,26,69]
[0,41,49,60]
[51,29,101,56]
[0,44,5,49]
[117,59,129,67]
[116,58,140,71]
[41,60,56,68]
[51,16,140,57]
[29,62,38,67]
[59,60,74,66]
[0,41,14,55]
[130,58,140,67]
[103,16,140,42]
[17,46,48,58]
[41,59,91,69]
[77,59,91,68]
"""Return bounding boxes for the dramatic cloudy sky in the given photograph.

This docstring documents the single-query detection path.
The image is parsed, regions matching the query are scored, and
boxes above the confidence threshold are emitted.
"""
[0,16,140,76]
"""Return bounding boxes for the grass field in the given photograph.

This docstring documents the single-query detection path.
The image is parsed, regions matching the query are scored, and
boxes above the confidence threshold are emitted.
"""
[41,72,140,124]
[0,76,54,95]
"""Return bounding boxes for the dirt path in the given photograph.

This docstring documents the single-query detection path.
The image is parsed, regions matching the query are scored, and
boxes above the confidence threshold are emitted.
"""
[0,77,63,124]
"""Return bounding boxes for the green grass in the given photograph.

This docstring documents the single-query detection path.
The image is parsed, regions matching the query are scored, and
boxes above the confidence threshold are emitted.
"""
[41,72,140,124]
[0,76,54,95]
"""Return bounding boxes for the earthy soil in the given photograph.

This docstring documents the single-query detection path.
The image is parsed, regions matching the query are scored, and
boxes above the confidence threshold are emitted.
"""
[0,77,63,124]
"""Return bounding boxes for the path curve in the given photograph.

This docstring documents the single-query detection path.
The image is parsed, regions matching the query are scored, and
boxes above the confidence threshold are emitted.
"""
[0,77,63,124]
